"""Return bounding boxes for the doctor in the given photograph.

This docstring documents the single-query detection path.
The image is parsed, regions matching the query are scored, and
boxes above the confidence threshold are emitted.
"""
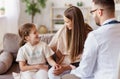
[61,0,120,79]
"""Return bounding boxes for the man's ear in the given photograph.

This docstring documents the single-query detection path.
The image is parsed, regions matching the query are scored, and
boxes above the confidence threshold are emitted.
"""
[98,9,103,17]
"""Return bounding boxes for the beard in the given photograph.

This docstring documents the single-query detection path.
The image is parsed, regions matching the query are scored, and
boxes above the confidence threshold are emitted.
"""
[96,22,101,26]
[95,15,101,26]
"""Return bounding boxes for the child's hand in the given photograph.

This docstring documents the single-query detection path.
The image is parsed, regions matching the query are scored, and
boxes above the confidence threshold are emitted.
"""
[41,65,48,71]
[35,64,48,71]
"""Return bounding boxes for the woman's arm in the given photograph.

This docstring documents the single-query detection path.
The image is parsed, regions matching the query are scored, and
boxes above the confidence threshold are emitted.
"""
[46,56,57,66]
[48,26,66,64]
[51,46,62,59]
[19,61,48,72]
[47,56,61,70]
[51,46,65,64]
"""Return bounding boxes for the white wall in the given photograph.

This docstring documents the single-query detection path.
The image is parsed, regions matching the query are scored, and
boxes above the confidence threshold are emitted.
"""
[1,0,120,49]
[0,0,94,49]
[19,0,52,29]
[0,17,7,49]
[19,0,94,30]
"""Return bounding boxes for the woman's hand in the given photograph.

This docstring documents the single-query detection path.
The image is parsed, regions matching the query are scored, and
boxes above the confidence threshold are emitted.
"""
[53,64,76,75]
[53,65,65,75]
[54,64,61,70]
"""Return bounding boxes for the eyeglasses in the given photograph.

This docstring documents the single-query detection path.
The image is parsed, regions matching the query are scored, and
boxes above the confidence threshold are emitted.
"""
[90,8,104,14]
[90,9,97,14]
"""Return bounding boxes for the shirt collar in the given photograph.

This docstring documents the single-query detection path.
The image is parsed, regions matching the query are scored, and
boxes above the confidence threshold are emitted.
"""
[102,18,116,26]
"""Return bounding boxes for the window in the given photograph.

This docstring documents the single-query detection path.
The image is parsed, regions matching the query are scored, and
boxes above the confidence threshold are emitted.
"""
[0,0,5,15]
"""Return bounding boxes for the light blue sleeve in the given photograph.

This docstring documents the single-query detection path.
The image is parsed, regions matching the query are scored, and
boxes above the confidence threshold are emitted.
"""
[71,32,99,79]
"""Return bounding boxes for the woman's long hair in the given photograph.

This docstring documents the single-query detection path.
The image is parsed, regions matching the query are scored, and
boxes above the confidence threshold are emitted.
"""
[18,23,35,47]
[64,6,91,62]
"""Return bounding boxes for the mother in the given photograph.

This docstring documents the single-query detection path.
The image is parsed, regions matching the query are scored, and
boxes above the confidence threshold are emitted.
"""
[48,6,92,79]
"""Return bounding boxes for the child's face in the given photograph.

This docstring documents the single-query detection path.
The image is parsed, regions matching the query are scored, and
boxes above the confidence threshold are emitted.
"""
[26,26,40,45]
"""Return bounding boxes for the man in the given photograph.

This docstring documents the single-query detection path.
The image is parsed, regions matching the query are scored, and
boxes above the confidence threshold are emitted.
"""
[61,0,120,79]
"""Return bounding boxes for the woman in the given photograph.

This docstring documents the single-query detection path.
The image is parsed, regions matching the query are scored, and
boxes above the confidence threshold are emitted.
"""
[48,6,92,79]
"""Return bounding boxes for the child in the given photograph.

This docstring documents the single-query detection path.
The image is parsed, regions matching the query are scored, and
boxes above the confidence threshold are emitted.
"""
[15,23,60,79]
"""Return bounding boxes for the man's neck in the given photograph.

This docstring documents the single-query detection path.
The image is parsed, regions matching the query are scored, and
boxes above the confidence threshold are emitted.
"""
[100,14,115,25]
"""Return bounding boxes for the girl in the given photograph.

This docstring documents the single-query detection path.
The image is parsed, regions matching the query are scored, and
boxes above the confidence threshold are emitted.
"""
[48,6,92,79]
[16,23,60,79]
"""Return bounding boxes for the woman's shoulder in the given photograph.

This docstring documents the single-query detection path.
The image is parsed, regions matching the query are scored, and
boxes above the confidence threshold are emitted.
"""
[53,25,66,39]
[57,25,66,35]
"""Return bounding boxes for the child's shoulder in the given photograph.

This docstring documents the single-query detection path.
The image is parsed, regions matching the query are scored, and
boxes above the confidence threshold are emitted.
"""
[18,44,27,51]
[18,43,30,51]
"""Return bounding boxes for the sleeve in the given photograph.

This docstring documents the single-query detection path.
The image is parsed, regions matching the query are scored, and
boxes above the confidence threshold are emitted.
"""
[44,43,55,58]
[48,31,59,48]
[16,47,26,62]
[71,32,99,78]
[48,26,65,48]
[116,53,120,79]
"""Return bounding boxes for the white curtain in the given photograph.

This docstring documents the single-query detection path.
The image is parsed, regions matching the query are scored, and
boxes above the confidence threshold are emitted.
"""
[0,0,20,49]
[5,0,20,33]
